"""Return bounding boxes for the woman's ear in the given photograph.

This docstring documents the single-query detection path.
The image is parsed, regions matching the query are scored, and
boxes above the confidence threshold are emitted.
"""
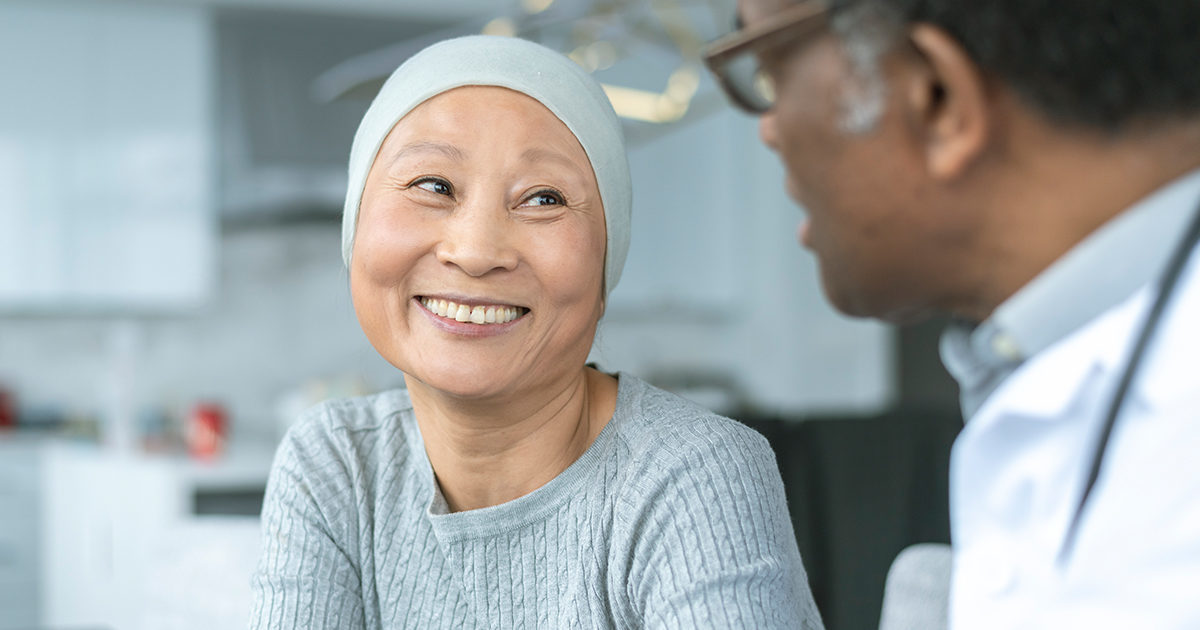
[902,23,992,180]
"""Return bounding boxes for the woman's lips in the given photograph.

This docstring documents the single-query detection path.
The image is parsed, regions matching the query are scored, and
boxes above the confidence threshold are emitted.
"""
[417,296,527,324]
[414,296,528,337]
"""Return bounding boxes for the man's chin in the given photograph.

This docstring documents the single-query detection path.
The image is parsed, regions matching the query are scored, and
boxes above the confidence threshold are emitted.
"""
[819,278,934,326]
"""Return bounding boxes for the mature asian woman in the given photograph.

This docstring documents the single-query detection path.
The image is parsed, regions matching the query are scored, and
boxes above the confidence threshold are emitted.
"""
[250,35,823,630]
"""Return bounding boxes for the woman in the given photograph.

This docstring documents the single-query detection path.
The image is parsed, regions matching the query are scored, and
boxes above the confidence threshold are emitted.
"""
[251,35,822,629]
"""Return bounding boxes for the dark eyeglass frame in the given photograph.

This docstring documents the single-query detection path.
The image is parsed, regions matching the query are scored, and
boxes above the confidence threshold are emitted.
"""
[702,1,832,114]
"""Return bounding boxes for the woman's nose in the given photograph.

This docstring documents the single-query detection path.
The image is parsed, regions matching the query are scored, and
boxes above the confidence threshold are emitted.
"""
[434,204,519,277]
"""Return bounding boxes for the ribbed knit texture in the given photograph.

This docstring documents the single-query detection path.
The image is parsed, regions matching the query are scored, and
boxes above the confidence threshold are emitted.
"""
[250,373,823,629]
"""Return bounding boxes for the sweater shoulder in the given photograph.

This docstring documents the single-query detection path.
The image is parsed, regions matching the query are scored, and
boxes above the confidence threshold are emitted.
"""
[612,373,774,467]
[273,387,417,484]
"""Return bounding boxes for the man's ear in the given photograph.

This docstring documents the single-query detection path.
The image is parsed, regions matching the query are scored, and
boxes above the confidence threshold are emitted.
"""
[902,24,991,180]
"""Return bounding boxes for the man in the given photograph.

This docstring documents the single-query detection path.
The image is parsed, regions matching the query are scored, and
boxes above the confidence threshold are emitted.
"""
[704,0,1200,627]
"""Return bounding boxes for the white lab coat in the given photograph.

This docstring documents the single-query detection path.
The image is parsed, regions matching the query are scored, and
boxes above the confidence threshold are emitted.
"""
[949,243,1200,628]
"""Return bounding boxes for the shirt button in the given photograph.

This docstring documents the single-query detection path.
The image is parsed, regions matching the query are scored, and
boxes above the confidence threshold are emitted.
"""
[990,332,1022,362]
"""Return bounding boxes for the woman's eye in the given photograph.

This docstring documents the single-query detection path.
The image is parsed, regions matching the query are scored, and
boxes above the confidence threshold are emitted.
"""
[413,178,452,196]
[522,189,565,207]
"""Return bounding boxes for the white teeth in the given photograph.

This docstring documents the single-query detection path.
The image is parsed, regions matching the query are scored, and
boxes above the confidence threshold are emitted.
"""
[421,297,524,325]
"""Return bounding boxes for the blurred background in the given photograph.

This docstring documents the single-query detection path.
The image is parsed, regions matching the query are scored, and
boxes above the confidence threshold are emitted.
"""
[0,0,961,628]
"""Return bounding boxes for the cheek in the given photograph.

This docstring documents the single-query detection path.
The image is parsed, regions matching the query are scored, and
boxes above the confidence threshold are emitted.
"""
[772,102,841,200]
[771,48,858,195]
[352,203,432,285]
[533,221,606,308]
[348,203,432,342]
[776,122,841,212]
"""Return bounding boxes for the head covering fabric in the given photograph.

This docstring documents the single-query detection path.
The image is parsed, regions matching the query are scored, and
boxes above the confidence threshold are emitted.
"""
[341,35,632,295]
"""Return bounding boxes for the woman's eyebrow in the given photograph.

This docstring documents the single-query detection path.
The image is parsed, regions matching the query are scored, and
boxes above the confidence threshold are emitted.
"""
[389,141,466,166]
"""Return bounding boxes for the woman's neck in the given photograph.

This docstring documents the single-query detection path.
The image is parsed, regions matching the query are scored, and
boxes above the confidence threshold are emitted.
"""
[407,367,617,512]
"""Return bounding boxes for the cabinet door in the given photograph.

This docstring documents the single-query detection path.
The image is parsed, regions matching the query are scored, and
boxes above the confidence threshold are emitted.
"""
[0,0,214,311]
[0,441,41,630]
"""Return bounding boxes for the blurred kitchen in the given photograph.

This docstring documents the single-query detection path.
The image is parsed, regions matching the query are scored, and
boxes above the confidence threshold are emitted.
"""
[0,0,962,628]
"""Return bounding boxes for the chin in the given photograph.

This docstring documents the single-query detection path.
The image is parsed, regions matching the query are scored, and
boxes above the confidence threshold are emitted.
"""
[407,364,513,400]
[817,268,904,322]
[822,282,936,326]
[822,289,875,320]
[818,266,870,318]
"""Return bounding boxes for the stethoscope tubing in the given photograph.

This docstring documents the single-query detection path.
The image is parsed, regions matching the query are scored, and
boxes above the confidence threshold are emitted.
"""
[1058,196,1200,563]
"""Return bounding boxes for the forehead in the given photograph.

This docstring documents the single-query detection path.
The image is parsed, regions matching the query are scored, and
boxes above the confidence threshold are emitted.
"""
[377,85,595,179]
[374,85,599,190]
[392,86,578,149]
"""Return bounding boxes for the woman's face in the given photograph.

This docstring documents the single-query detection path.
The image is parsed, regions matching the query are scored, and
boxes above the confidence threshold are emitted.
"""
[351,86,607,401]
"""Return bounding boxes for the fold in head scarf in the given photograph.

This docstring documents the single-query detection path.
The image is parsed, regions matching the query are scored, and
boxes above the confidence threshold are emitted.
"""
[341,35,632,296]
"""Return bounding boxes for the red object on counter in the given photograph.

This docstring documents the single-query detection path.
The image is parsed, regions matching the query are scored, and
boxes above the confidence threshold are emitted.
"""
[0,388,15,429]
[187,402,226,460]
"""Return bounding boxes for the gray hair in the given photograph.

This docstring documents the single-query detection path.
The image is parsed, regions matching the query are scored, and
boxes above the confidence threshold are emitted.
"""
[829,1,905,134]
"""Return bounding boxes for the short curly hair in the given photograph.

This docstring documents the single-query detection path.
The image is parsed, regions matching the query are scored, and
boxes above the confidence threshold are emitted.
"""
[831,0,1200,131]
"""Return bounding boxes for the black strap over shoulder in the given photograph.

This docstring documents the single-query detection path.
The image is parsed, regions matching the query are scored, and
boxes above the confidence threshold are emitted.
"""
[1059,195,1200,563]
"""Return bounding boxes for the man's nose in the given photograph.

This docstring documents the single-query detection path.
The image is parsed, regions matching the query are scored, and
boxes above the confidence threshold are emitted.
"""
[435,204,519,277]
[758,111,781,152]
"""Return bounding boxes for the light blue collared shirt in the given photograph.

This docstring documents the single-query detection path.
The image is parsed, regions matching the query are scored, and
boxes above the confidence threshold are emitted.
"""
[940,168,1200,420]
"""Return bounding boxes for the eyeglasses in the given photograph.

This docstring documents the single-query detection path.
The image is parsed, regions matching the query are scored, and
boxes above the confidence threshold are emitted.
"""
[702,1,831,114]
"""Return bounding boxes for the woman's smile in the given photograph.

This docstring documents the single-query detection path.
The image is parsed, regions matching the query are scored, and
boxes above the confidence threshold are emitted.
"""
[418,295,527,324]
[415,295,529,335]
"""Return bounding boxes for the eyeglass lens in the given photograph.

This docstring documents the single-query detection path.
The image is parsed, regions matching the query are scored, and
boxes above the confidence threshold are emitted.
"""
[724,53,775,112]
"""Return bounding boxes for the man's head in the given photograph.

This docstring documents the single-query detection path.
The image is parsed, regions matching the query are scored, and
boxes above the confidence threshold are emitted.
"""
[711,0,1200,323]
[824,0,1200,132]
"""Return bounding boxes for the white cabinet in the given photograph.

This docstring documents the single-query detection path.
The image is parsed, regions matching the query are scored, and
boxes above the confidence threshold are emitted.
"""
[0,0,215,311]
[0,439,41,630]
[0,438,270,629]
[40,442,271,630]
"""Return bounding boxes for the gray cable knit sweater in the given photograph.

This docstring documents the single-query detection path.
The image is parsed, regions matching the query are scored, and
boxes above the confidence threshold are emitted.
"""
[250,372,823,629]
